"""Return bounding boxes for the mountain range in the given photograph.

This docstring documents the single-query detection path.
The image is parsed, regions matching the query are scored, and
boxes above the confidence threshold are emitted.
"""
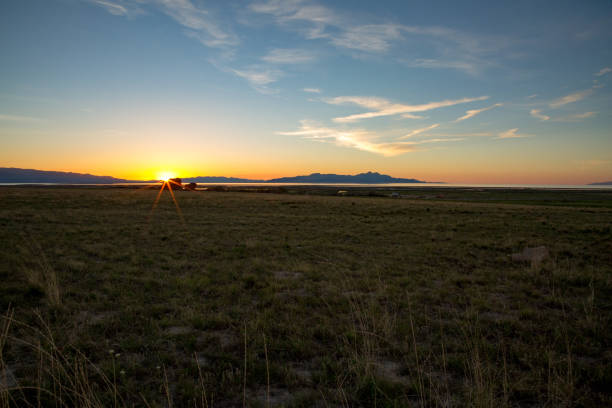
[0,168,431,184]
[265,172,424,184]
[0,167,142,184]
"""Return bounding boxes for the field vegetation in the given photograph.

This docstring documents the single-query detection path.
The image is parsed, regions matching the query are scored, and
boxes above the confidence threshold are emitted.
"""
[0,186,611,407]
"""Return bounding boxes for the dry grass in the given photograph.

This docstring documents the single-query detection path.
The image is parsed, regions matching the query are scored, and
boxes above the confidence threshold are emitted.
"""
[0,308,119,408]
[0,186,610,406]
[20,238,61,308]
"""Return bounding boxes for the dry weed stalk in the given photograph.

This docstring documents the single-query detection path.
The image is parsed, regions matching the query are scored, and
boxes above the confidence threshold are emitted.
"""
[20,237,61,307]
[0,309,122,407]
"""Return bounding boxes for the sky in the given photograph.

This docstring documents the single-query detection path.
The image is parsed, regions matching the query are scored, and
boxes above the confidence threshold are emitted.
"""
[0,0,611,184]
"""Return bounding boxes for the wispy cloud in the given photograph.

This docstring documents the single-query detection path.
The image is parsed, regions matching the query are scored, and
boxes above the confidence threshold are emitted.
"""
[398,124,439,139]
[279,120,473,156]
[455,103,502,122]
[413,137,465,144]
[249,0,507,73]
[331,24,402,52]
[261,48,315,64]
[403,58,479,75]
[230,67,281,93]
[159,0,238,47]
[427,132,493,138]
[497,128,528,139]
[91,0,128,16]
[595,67,611,77]
[303,88,321,93]
[231,69,276,85]
[549,89,593,108]
[249,0,338,39]
[249,0,302,15]
[92,0,237,48]
[0,114,40,122]
[530,109,550,121]
[569,111,597,119]
[277,120,417,156]
[397,24,509,75]
[326,95,488,123]
[531,108,596,122]
[552,111,597,122]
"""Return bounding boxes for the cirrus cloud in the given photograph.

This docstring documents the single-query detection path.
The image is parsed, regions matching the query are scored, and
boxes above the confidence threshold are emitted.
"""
[530,109,550,121]
[325,95,489,123]
[229,67,282,93]
[549,89,593,108]
[398,124,439,139]
[455,103,502,122]
[552,111,597,122]
[277,120,417,156]
[497,128,528,139]
[90,0,129,16]
[331,24,402,52]
[91,0,238,48]
[279,120,471,156]
[262,48,316,64]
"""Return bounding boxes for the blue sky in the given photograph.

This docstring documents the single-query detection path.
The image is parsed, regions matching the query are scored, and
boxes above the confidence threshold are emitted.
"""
[1,0,611,183]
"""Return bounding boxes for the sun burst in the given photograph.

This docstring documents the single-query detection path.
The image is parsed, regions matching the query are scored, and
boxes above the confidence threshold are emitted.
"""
[157,171,176,182]
[148,172,185,224]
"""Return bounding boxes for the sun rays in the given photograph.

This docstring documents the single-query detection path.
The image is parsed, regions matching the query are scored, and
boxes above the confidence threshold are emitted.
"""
[148,178,185,224]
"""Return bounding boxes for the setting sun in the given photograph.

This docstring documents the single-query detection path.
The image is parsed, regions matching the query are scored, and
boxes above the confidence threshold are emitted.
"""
[157,171,176,182]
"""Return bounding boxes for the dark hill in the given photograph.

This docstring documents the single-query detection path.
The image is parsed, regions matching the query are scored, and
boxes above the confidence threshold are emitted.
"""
[268,171,427,183]
[0,167,130,184]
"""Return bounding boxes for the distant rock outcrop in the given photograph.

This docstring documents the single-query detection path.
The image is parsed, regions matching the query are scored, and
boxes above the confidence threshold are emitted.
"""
[589,181,612,185]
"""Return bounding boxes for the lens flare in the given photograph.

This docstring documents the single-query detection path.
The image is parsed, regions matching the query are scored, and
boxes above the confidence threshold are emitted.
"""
[157,171,176,181]
[147,174,185,226]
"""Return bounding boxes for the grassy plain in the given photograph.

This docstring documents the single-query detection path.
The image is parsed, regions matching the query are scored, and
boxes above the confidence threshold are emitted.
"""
[0,186,611,407]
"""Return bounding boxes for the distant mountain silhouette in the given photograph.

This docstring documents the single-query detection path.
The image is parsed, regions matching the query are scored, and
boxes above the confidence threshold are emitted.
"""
[589,181,612,185]
[268,172,428,184]
[184,172,429,183]
[182,176,264,183]
[0,167,133,184]
[0,168,432,184]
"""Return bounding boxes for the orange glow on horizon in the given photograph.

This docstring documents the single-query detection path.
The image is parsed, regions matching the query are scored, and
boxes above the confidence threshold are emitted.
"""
[5,159,608,186]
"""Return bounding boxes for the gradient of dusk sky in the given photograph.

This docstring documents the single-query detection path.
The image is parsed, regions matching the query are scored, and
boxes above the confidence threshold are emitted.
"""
[1,0,611,183]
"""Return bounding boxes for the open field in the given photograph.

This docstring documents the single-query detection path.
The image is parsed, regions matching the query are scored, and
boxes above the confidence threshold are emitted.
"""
[0,186,611,407]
